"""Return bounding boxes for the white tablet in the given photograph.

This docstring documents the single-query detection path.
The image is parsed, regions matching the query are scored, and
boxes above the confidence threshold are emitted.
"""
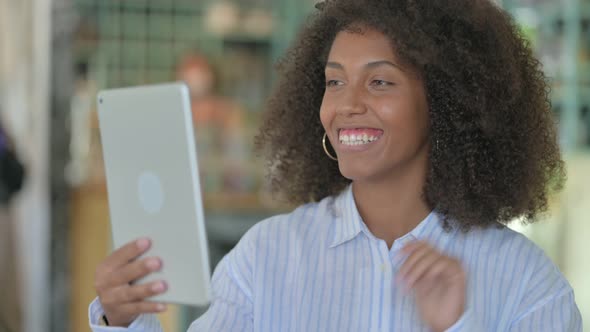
[97,83,211,306]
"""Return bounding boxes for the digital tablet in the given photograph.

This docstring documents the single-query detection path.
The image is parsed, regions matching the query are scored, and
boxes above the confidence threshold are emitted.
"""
[97,83,211,306]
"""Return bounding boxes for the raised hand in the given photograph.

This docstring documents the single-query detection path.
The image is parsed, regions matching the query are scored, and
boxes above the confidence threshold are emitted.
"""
[94,238,168,327]
[398,241,466,332]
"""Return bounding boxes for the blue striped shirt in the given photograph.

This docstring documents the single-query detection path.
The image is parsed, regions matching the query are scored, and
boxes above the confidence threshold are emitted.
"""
[89,185,582,331]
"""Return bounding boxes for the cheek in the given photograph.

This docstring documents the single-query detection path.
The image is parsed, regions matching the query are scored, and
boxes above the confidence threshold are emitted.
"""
[375,98,428,141]
[319,97,333,131]
[372,100,399,126]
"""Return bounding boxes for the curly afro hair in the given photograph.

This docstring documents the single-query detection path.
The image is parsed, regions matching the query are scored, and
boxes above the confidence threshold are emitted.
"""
[255,0,565,229]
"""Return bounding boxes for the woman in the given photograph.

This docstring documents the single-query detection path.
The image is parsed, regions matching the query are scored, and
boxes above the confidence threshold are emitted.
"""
[89,0,582,331]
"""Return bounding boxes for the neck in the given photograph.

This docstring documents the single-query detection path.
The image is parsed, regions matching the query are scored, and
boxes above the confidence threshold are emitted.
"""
[352,160,431,249]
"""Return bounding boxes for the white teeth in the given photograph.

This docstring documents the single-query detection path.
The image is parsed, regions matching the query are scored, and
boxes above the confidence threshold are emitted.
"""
[339,132,382,146]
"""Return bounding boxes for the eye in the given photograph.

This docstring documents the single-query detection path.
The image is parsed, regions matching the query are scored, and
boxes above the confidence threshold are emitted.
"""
[326,80,344,87]
[371,79,393,87]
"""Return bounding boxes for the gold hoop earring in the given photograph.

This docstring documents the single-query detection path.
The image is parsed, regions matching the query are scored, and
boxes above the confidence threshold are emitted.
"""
[322,132,338,161]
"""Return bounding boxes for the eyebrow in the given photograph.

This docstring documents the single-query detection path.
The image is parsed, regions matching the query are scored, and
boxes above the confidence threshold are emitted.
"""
[325,60,403,71]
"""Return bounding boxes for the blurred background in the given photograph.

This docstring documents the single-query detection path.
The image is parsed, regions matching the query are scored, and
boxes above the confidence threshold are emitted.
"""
[0,0,588,331]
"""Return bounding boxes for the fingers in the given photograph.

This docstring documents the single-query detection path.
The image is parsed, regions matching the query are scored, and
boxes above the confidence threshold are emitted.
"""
[107,257,163,288]
[95,239,159,293]
[119,301,168,316]
[397,241,463,291]
[98,279,168,327]
[398,243,433,279]
[96,255,162,295]
[102,280,168,305]
[105,238,152,271]
[399,247,440,288]
[94,238,169,327]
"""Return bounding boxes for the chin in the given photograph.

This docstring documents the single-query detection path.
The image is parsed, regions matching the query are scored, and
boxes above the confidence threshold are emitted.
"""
[338,161,375,182]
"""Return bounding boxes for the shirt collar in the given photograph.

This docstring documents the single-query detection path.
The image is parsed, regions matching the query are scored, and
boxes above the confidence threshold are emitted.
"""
[329,184,444,249]
[329,185,363,248]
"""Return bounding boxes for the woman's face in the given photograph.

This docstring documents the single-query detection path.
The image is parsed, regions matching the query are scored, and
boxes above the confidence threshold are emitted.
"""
[320,27,430,183]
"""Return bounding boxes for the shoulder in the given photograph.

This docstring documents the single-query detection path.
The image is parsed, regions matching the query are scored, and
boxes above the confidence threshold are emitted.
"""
[253,195,337,240]
[452,224,573,309]
[232,195,338,255]
[461,224,558,272]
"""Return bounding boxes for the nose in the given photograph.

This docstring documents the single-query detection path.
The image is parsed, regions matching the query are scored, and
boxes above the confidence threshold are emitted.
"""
[336,86,367,117]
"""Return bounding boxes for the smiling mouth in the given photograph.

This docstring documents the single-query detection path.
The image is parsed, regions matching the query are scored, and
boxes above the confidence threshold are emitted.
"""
[338,128,384,146]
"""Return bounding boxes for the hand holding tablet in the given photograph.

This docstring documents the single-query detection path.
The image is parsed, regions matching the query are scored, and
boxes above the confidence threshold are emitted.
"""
[94,238,167,327]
